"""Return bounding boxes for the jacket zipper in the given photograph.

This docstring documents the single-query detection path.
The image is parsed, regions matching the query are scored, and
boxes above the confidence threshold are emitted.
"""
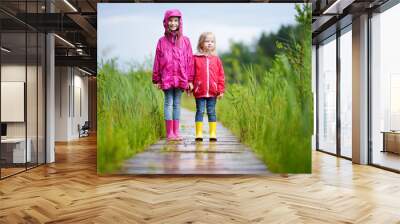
[206,56,210,97]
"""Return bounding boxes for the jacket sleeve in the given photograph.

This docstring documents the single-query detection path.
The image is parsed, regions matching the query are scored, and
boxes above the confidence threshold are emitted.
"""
[152,40,162,84]
[186,39,194,83]
[217,57,225,94]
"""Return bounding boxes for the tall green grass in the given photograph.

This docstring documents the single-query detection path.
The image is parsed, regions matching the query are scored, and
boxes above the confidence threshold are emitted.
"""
[97,60,164,173]
[181,93,196,112]
[217,4,312,173]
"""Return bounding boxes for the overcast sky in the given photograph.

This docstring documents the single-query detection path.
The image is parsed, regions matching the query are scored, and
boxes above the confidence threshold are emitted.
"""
[98,3,298,70]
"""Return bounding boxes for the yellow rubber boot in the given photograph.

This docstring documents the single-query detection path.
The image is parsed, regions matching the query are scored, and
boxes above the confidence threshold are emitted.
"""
[195,122,203,141]
[209,122,217,141]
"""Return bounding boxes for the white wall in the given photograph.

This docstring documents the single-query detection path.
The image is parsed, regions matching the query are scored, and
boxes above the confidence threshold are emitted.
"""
[55,66,70,141]
[55,67,89,141]
[1,65,40,138]
[72,73,89,138]
[1,65,26,136]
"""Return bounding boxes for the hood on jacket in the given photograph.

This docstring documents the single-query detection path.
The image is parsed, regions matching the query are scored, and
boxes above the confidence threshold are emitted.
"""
[163,9,183,40]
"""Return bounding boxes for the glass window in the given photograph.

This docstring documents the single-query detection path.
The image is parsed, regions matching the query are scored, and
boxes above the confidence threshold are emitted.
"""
[27,0,39,168]
[339,27,352,158]
[371,3,400,171]
[27,30,38,169]
[312,45,317,150]
[1,30,28,178]
[0,1,46,179]
[38,32,45,165]
[318,35,337,154]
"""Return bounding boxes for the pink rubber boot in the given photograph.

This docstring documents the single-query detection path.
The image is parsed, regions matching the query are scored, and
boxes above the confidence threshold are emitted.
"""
[172,120,183,141]
[165,120,175,141]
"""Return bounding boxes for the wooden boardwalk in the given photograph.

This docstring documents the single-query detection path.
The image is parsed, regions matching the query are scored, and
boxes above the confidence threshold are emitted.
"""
[119,108,269,174]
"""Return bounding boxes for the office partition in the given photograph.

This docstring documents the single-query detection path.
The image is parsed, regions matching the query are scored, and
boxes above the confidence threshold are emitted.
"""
[0,1,47,179]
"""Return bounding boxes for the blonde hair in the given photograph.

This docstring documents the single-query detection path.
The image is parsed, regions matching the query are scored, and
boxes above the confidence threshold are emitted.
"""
[197,32,217,55]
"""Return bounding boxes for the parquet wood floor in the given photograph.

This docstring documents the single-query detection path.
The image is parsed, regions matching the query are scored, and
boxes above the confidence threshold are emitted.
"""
[1,135,400,223]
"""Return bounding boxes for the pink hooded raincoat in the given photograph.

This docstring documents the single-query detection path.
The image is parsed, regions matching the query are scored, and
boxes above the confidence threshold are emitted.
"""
[152,9,194,90]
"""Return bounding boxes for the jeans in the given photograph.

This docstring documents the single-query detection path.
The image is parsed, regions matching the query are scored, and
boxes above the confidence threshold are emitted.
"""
[164,88,183,120]
[195,97,217,122]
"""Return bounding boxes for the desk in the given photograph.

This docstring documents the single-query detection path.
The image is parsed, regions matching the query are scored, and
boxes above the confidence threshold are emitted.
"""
[1,138,31,163]
[381,131,400,154]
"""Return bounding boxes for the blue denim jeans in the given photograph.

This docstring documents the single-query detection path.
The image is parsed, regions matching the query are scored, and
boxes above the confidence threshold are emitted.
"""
[195,97,217,122]
[163,88,183,120]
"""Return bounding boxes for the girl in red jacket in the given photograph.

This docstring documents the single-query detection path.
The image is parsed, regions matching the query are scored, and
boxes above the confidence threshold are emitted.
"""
[191,32,225,141]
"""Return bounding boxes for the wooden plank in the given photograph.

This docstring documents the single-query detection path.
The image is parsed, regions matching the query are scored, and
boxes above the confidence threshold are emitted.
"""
[118,108,269,175]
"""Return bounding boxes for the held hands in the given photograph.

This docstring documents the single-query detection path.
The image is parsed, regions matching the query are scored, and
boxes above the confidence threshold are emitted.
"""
[189,82,194,91]
[156,82,222,99]
[186,82,194,96]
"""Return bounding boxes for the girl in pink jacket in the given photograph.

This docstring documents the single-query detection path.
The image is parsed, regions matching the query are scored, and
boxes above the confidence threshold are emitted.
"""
[152,9,194,141]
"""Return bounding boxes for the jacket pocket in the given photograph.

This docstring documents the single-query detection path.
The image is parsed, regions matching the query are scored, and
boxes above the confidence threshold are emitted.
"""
[158,52,166,69]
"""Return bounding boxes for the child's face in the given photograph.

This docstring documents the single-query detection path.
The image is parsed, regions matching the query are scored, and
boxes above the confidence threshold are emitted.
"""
[203,35,215,52]
[168,17,179,31]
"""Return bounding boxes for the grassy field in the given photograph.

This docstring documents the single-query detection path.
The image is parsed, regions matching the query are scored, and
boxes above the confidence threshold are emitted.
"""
[217,65,312,173]
[97,60,165,174]
[217,5,312,173]
[182,62,312,173]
